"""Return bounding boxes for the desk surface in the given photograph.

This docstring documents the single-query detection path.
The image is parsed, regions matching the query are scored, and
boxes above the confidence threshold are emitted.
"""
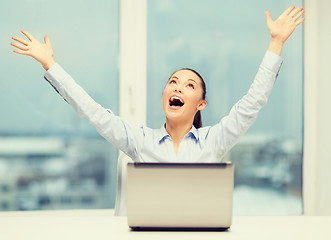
[0,209,330,240]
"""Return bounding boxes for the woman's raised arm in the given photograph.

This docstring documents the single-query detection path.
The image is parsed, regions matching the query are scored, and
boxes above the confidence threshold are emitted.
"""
[210,6,304,158]
[11,30,55,70]
[10,29,142,160]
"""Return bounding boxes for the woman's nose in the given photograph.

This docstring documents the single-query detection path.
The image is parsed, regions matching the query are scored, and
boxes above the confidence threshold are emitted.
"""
[175,89,182,93]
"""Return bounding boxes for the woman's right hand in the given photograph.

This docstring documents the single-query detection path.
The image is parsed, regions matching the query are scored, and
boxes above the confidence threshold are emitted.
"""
[11,30,55,71]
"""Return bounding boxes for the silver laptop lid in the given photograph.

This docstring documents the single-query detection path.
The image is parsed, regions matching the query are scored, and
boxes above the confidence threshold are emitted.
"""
[127,162,234,229]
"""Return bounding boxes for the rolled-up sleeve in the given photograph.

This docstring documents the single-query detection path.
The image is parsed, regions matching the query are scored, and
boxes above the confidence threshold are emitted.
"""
[44,63,141,160]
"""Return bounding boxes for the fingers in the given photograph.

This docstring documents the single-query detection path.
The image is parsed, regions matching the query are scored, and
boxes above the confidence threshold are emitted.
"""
[21,29,35,41]
[293,9,304,22]
[265,11,272,23]
[12,36,29,45]
[13,49,29,55]
[283,6,305,25]
[44,35,52,47]
[289,6,303,17]
[295,17,305,26]
[283,5,295,16]
[10,41,29,51]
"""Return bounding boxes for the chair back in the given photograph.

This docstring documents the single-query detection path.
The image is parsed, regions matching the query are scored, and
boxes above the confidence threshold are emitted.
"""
[114,151,133,216]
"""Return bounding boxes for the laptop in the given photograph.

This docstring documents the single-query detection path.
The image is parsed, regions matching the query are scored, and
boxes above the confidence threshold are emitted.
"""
[126,162,234,230]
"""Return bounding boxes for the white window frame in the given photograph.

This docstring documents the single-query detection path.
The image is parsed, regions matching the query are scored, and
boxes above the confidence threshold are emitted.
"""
[118,0,147,126]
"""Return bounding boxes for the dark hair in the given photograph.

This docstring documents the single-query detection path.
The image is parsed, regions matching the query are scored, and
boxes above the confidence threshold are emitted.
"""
[169,68,206,129]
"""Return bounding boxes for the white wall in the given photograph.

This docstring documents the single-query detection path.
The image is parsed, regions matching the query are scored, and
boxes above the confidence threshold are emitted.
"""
[304,0,331,215]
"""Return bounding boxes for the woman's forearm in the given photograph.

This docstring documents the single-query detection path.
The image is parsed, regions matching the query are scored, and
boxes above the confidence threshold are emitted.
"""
[42,58,55,71]
[268,38,284,56]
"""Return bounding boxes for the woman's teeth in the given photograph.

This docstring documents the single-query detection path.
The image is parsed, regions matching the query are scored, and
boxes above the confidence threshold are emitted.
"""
[169,96,184,107]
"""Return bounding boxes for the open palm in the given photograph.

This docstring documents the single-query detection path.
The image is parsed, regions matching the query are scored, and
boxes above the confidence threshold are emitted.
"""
[266,6,304,43]
[11,30,55,70]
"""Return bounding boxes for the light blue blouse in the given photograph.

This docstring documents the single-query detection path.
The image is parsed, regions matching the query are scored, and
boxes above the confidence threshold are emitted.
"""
[44,51,283,163]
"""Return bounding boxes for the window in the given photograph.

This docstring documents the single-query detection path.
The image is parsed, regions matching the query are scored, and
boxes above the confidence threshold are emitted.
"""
[1,0,119,210]
[1,0,304,215]
[147,0,303,215]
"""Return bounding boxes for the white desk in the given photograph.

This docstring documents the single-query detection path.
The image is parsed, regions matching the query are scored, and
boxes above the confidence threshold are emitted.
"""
[0,209,330,240]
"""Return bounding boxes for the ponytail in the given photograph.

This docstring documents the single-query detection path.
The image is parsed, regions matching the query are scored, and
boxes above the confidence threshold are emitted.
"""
[193,110,202,129]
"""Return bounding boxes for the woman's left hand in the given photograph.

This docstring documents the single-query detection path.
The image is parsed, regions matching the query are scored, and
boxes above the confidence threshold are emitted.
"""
[266,6,304,55]
[266,6,304,43]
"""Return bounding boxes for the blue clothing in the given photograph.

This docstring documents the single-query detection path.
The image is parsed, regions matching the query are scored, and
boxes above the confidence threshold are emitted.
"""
[44,51,283,163]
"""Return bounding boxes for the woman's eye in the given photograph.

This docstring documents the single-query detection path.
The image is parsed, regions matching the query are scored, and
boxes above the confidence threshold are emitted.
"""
[169,80,176,84]
[187,83,195,89]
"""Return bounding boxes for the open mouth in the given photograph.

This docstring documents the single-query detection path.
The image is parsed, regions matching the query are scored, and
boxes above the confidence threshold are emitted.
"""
[169,96,184,108]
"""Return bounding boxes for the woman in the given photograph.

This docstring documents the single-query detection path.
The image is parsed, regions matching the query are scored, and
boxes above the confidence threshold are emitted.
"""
[10,6,304,163]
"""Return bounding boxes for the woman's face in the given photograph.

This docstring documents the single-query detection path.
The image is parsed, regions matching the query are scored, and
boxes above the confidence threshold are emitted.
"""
[162,69,207,125]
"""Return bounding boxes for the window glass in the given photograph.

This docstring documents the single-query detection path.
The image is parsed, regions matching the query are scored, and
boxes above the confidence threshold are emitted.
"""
[0,0,119,210]
[147,0,303,215]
